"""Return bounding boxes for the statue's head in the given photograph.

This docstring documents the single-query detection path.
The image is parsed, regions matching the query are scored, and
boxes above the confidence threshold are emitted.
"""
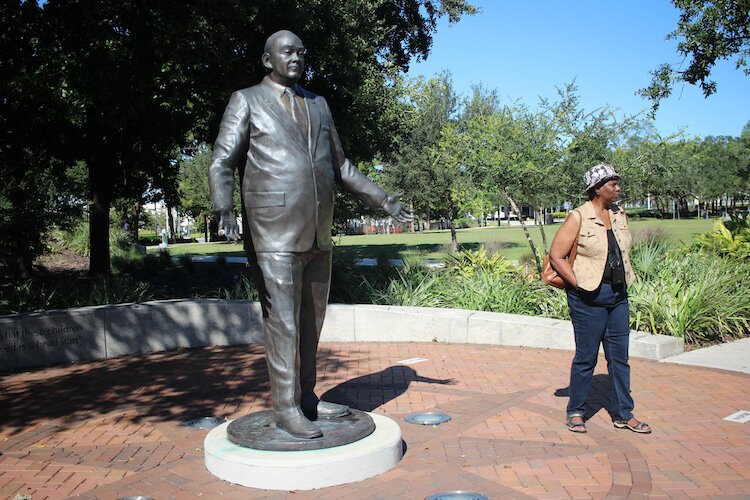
[262,30,306,87]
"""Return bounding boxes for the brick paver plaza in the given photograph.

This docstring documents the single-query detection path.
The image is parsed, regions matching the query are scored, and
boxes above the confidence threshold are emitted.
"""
[1,342,749,499]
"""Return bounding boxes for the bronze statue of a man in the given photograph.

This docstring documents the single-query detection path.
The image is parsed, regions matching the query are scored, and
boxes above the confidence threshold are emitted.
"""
[209,30,412,439]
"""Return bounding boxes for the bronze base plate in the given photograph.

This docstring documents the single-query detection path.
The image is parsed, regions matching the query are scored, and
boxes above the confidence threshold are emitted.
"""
[226,409,375,451]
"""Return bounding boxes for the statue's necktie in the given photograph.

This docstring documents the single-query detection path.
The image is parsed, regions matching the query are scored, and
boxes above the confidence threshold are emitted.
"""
[284,88,308,135]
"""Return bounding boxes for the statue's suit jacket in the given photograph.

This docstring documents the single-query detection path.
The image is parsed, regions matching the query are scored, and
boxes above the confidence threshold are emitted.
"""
[209,76,388,252]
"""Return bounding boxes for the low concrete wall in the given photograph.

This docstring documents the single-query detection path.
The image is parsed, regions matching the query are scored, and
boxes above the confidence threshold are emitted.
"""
[0,300,683,371]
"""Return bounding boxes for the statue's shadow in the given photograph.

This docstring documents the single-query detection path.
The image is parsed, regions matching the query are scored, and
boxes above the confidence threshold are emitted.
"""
[320,365,454,412]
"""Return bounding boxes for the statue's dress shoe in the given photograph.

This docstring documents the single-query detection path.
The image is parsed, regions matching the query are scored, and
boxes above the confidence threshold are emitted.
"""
[275,409,322,439]
[302,397,351,420]
[316,400,351,419]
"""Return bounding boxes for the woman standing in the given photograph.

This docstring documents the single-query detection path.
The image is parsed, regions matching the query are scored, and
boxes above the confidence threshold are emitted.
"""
[548,164,651,434]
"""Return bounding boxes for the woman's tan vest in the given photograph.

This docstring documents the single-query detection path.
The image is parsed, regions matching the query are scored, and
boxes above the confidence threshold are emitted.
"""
[571,201,635,291]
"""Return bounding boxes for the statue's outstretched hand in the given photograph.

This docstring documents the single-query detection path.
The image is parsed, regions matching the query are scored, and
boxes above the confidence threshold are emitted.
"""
[216,208,240,241]
[382,193,414,223]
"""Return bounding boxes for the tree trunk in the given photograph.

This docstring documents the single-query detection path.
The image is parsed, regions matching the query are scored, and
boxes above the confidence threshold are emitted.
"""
[89,178,112,275]
[538,208,549,254]
[132,202,140,242]
[426,206,431,231]
[409,202,415,232]
[448,200,458,253]
[166,204,177,243]
[8,183,34,277]
[505,191,541,275]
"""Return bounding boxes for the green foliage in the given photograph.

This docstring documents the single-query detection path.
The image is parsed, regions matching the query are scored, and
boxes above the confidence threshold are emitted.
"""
[218,274,259,301]
[365,246,562,316]
[4,0,476,274]
[382,71,460,236]
[693,217,750,258]
[629,251,750,345]
[441,271,542,314]
[63,221,92,257]
[58,219,140,261]
[630,238,673,280]
[356,226,750,347]
[0,276,152,316]
[640,0,750,113]
[365,257,444,307]
[82,276,153,306]
[445,246,519,278]
[178,145,214,221]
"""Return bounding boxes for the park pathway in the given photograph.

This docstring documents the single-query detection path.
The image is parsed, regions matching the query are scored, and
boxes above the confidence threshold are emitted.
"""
[1,342,749,499]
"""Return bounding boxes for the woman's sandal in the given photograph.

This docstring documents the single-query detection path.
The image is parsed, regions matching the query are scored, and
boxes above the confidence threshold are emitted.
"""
[613,418,652,434]
[566,415,587,433]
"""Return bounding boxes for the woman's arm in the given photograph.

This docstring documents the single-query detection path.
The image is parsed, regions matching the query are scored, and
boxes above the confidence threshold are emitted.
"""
[548,211,580,288]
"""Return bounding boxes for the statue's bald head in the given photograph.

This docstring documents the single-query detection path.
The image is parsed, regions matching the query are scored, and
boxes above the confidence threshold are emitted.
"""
[264,30,302,54]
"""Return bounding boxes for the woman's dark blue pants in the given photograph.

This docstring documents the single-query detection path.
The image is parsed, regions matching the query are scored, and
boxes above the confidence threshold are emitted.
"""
[566,283,634,422]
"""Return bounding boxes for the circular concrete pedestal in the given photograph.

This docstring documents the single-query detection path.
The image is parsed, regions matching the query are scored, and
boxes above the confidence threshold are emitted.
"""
[204,412,402,490]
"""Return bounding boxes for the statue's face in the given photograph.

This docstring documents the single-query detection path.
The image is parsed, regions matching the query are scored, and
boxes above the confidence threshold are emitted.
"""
[263,32,306,86]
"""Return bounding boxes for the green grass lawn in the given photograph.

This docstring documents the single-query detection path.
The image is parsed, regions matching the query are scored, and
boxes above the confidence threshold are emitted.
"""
[150,217,715,262]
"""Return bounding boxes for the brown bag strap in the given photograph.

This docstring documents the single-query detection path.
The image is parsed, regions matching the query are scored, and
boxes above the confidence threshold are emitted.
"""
[568,209,582,263]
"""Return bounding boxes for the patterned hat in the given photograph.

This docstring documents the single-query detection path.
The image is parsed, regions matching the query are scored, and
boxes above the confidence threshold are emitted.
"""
[584,163,620,191]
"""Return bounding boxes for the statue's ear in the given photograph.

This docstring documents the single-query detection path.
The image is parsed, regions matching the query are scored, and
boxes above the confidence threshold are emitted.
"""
[262,53,272,71]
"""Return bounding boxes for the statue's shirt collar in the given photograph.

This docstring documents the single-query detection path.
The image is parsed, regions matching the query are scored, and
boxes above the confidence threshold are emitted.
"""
[264,75,303,98]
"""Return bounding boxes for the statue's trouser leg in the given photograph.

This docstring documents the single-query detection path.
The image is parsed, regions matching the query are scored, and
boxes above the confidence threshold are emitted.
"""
[255,249,330,415]
[256,251,305,415]
[299,250,332,402]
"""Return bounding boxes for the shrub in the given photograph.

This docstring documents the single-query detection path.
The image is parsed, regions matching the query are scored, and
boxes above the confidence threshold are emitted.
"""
[218,273,259,301]
[79,276,153,306]
[692,218,750,259]
[365,264,443,307]
[629,251,750,345]
[440,271,541,314]
[445,246,519,278]
[629,238,672,280]
[0,275,153,315]
[65,220,91,257]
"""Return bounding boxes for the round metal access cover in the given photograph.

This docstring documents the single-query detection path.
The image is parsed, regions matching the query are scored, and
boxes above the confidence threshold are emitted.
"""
[180,416,226,429]
[405,411,451,425]
[425,491,489,500]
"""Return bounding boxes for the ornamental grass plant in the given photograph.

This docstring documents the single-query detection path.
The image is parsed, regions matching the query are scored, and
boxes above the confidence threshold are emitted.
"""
[629,241,750,346]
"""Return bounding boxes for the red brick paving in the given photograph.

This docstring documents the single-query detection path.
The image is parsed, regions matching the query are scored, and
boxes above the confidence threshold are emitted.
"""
[1,342,749,499]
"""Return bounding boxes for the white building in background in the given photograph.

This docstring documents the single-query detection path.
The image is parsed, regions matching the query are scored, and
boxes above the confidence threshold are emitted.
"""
[142,200,196,239]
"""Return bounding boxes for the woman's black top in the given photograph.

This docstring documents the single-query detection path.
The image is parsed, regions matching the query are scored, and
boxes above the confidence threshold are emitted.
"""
[602,229,626,285]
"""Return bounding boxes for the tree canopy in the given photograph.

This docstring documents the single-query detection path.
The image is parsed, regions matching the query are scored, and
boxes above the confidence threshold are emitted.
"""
[641,0,750,113]
[0,0,476,275]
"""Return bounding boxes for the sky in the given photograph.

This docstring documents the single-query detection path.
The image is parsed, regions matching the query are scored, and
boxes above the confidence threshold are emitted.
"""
[406,0,750,139]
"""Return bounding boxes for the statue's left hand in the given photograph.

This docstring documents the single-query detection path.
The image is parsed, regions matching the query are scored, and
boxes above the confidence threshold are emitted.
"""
[216,208,240,241]
[382,193,414,223]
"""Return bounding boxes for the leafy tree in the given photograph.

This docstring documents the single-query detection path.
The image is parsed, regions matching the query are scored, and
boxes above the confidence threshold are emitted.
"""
[178,145,213,224]
[640,0,750,113]
[383,72,459,245]
[30,0,475,274]
[458,104,557,271]
[0,1,84,276]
